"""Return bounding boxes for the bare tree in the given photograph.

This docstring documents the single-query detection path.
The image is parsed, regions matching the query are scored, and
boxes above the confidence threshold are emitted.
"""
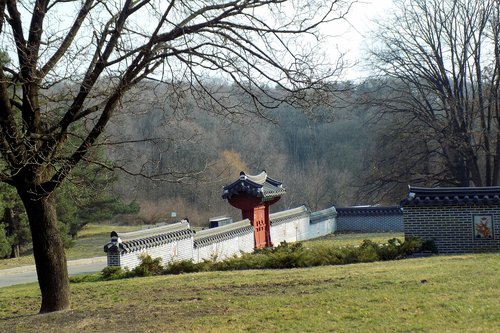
[365,0,500,191]
[0,0,353,312]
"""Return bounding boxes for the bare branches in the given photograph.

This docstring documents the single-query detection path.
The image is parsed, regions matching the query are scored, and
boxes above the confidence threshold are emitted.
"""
[5,1,27,68]
[41,0,95,77]
[0,0,357,314]
[0,0,351,196]
[365,0,500,190]
[84,156,210,183]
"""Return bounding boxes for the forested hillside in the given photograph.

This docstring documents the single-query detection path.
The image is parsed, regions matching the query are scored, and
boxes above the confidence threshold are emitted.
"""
[105,82,379,226]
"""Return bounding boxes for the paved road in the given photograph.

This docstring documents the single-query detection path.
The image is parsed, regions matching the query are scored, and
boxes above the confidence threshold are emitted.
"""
[0,257,107,288]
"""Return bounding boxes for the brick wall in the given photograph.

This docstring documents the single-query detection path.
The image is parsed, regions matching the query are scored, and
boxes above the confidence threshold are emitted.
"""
[107,252,120,266]
[403,205,500,253]
[336,206,403,232]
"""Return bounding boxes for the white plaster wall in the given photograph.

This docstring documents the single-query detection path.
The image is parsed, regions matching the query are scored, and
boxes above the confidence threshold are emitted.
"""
[110,206,340,270]
[194,231,254,262]
[295,215,312,241]
[306,217,336,239]
[176,237,195,261]
[120,250,144,270]
[271,220,298,244]
[120,237,194,269]
[238,231,255,254]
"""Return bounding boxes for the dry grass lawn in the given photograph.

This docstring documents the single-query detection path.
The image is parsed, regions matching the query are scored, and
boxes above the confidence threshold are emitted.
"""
[0,253,498,332]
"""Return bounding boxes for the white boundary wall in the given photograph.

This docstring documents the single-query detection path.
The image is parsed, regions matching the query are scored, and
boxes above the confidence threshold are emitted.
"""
[119,238,194,269]
[104,221,195,269]
[105,206,337,270]
[270,206,310,243]
[308,207,338,239]
[193,219,254,262]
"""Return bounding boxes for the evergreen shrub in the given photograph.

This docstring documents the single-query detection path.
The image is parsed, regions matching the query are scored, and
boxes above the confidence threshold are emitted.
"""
[132,254,164,277]
[163,259,207,275]
[101,266,127,280]
[82,236,425,283]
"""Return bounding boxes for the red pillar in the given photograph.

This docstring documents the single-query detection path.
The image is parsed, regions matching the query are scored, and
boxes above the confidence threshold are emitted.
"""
[223,171,285,249]
[230,196,272,248]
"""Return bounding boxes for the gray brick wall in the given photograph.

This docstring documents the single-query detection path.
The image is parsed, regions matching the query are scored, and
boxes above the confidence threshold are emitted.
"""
[403,205,500,253]
[107,252,120,266]
[335,207,403,233]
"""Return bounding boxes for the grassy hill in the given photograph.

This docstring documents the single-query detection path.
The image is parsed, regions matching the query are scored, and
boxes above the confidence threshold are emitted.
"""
[1,252,498,332]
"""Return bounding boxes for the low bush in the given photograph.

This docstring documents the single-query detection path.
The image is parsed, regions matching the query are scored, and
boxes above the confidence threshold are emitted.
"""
[101,266,128,280]
[163,259,207,275]
[131,254,164,277]
[398,236,423,256]
[210,254,259,271]
[420,239,438,253]
[70,236,425,283]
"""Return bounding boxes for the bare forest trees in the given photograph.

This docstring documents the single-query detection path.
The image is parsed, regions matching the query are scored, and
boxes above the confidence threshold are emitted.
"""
[0,0,352,312]
[364,0,500,196]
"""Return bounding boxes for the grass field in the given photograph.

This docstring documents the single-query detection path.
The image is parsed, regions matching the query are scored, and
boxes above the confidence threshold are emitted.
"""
[1,253,498,332]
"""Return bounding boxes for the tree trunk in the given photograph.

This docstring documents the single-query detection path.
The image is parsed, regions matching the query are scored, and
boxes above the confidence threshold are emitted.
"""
[18,190,70,313]
[4,208,20,258]
[10,244,20,259]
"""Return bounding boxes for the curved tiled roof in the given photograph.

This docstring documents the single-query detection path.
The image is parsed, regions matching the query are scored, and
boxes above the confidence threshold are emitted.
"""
[222,171,286,201]
[270,205,309,226]
[194,219,253,248]
[120,229,194,253]
[118,221,191,241]
[336,206,403,216]
[401,186,500,206]
[310,206,337,223]
[104,221,194,254]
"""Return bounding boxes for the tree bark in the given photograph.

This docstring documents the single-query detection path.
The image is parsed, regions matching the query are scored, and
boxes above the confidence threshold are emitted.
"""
[10,244,19,259]
[3,208,19,258]
[17,189,70,313]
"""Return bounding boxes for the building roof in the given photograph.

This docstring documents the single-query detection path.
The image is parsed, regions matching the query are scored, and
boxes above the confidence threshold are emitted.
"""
[222,171,286,201]
[401,186,500,206]
[336,206,402,216]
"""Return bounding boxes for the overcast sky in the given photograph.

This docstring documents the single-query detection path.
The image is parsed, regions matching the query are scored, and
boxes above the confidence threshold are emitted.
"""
[329,0,394,80]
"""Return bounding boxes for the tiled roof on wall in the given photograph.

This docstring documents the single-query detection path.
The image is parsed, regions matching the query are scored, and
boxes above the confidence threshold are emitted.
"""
[401,186,500,206]
[310,206,337,223]
[104,221,194,254]
[336,206,403,216]
[193,219,253,248]
[270,205,309,226]
[222,171,286,201]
